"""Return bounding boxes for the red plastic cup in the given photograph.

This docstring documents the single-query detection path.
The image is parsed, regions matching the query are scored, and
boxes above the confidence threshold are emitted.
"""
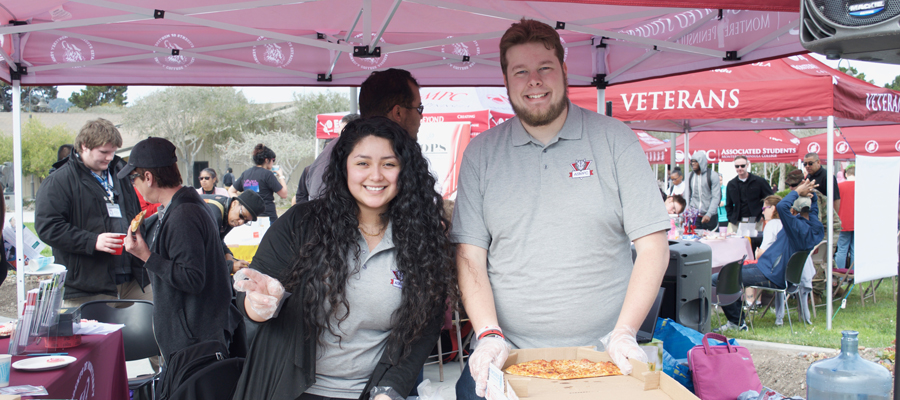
[111,233,127,255]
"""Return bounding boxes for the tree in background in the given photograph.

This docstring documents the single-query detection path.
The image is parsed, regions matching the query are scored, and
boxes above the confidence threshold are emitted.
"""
[885,76,900,91]
[0,119,74,180]
[838,66,875,85]
[68,86,128,109]
[0,83,59,112]
[124,87,265,185]
[274,91,350,151]
[216,131,315,186]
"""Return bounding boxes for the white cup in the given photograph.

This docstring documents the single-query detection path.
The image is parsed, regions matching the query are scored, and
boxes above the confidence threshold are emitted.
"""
[0,354,11,387]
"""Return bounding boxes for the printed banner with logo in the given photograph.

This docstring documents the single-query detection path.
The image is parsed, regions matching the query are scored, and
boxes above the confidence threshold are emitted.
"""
[418,122,471,200]
[570,55,900,132]
[645,130,801,164]
[800,125,900,159]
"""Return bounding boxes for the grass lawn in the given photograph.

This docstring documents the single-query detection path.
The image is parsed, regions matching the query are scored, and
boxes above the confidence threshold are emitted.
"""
[716,281,897,349]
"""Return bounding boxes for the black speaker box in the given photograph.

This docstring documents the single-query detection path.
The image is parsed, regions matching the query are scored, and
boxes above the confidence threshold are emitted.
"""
[634,240,712,333]
[801,0,900,65]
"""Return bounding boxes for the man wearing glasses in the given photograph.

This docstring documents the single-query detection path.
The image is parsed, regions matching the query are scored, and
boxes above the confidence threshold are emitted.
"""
[304,68,424,201]
[724,155,774,233]
[200,191,266,274]
[120,137,241,363]
[35,118,152,308]
[803,152,841,226]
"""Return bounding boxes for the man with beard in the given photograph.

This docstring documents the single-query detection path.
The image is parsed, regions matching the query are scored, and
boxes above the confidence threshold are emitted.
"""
[451,19,670,400]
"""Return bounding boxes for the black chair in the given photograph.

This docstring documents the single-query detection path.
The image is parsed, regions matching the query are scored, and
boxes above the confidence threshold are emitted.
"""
[168,357,245,400]
[79,300,160,399]
[712,256,747,330]
[747,250,811,334]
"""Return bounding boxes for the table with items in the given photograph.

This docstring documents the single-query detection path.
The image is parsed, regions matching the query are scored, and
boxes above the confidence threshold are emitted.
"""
[1,330,129,400]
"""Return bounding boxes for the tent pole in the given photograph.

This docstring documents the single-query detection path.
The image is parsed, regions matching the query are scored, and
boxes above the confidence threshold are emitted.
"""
[350,87,358,114]
[826,115,834,331]
[12,79,24,317]
[670,132,676,170]
[597,87,605,115]
[683,127,690,178]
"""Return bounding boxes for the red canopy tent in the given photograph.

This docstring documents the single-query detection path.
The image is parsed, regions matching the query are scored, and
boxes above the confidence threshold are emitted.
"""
[634,130,667,163]
[646,129,801,164]
[570,55,900,132]
[800,125,900,160]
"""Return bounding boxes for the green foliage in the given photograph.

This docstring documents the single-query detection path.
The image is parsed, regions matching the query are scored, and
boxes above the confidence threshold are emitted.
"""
[273,91,350,140]
[885,76,900,91]
[718,281,897,349]
[125,87,267,184]
[0,83,59,112]
[0,119,74,180]
[68,86,128,109]
[838,66,875,85]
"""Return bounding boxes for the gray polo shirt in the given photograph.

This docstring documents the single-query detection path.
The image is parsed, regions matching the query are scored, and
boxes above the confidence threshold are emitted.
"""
[306,222,403,398]
[450,102,670,350]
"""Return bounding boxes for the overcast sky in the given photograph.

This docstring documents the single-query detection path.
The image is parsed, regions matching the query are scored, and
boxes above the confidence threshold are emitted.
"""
[54,53,900,105]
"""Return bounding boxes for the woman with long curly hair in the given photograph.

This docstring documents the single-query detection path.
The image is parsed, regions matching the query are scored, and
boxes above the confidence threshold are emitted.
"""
[229,143,288,221]
[231,117,457,400]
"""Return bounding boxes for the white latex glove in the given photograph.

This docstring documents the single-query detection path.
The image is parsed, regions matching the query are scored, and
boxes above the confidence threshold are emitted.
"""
[233,268,285,320]
[469,336,509,397]
[599,326,645,375]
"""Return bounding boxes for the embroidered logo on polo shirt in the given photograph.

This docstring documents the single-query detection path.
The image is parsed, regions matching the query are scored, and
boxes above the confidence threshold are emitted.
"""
[569,159,594,179]
[390,270,403,289]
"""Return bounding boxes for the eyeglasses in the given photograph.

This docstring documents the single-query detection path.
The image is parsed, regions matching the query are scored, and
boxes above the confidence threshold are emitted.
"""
[803,161,816,166]
[762,205,773,211]
[238,204,252,226]
[199,177,212,180]
[734,164,747,169]
[128,172,141,183]
[406,104,425,114]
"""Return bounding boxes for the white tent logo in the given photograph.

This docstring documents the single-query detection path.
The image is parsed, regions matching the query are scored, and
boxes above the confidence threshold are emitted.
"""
[253,36,293,68]
[835,141,850,154]
[895,140,900,152]
[50,37,94,66]
[807,142,820,154]
[348,33,388,70]
[866,140,879,153]
[441,37,479,71]
[155,34,195,71]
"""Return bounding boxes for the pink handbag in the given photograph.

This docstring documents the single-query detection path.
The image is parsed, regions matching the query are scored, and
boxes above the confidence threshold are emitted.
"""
[688,332,762,400]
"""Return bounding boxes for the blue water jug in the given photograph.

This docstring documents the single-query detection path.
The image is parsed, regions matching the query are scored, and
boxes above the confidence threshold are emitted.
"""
[806,330,892,400]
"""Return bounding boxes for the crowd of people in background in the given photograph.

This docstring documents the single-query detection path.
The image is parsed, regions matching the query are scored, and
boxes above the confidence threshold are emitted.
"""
[8,16,866,400]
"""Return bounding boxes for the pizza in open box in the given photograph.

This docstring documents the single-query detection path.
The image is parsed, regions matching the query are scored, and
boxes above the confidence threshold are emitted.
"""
[505,359,622,380]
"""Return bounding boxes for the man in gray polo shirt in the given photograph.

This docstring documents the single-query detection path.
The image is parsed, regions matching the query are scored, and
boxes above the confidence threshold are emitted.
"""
[451,19,670,399]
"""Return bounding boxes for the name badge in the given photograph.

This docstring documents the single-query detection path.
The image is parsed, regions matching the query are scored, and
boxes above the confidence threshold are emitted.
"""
[106,203,122,218]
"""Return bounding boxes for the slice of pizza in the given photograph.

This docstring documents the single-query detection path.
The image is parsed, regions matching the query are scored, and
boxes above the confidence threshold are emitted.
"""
[130,210,147,233]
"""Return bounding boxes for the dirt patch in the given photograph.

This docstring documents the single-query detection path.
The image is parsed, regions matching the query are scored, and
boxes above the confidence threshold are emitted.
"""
[747,346,891,398]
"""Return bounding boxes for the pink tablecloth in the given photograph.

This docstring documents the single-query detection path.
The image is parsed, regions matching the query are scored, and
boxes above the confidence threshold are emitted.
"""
[700,236,754,272]
[2,330,129,400]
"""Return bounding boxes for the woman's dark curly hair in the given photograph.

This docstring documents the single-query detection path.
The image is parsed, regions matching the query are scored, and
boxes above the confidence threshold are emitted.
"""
[283,116,458,359]
[252,143,276,166]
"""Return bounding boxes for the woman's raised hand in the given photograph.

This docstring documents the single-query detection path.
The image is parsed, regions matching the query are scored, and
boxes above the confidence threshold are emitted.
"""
[233,268,285,320]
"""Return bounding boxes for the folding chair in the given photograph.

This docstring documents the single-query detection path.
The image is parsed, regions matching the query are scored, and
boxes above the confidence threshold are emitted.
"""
[79,300,160,400]
[747,250,810,334]
[423,309,470,382]
[808,240,829,318]
[712,256,747,330]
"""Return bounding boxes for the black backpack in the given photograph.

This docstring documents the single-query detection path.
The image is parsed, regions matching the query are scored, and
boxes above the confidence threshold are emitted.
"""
[156,341,230,400]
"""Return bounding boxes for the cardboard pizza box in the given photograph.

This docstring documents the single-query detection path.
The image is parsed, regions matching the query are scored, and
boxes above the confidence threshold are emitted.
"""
[491,347,698,400]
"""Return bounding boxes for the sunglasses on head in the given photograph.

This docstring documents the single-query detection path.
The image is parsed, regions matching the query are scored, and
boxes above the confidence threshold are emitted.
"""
[803,161,816,166]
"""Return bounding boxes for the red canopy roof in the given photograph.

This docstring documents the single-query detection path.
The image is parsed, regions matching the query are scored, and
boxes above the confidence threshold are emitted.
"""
[646,129,801,164]
[570,55,900,131]
[800,125,900,160]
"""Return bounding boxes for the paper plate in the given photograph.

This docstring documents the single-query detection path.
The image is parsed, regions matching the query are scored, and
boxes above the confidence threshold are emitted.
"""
[12,356,77,371]
[24,263,66,276]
